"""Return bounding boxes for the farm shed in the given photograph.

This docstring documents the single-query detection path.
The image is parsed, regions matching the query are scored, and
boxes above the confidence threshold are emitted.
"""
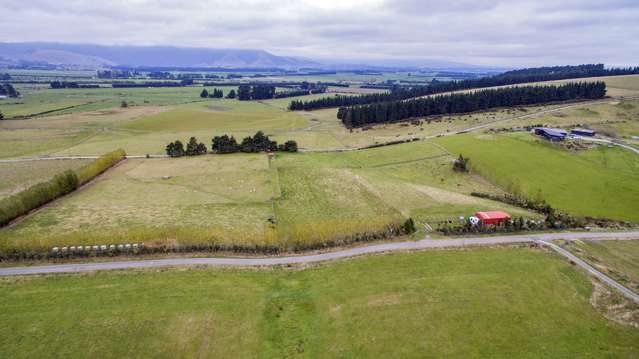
[534,127,567,141]
[475,211,511,225]
[571,128,596,137]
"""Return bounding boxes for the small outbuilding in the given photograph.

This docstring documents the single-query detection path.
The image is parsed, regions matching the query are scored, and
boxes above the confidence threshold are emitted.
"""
[571,128,596,137]
[534,127,567,141]
[475,211,512,225]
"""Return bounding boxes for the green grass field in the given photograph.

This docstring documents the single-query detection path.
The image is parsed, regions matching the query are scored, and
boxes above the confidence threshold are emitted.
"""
[436,132,639,222]
[1,247,638,358]
[2,75,637,158]
[0,141,537,253]
[561,239,639,292]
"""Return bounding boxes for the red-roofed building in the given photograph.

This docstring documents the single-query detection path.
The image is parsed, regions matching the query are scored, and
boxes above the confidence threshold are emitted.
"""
[475,211,511,225]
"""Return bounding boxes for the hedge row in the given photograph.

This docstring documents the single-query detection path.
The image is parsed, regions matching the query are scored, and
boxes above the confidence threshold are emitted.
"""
[0,170,78,226]
[75,149,126,184]
[0,218,417,261]
[0,149,126,227]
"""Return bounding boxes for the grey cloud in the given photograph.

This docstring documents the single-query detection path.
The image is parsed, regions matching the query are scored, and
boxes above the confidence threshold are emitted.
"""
[0,0,637,67]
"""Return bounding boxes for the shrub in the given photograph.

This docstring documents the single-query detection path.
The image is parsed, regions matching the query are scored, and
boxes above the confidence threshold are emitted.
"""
[278,140,298,152]
[453,154,470,172]
[402,217,416,234]
[185,137,207,156]
[166,140,185,157]
[75,149,127,184]
[0,170,79,226]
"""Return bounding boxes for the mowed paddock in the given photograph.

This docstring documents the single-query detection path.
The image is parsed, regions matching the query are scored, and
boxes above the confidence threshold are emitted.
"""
[436,133,639,222]
[1,247,638,358]
[0,141,537,254]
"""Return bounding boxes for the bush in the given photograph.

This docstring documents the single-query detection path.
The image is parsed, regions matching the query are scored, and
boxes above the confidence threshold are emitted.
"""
[0,170,79,226]
[166,140,185,157]
[453,154,469,172]
[402,217,416,233]
[185,137,207,156]
[278,140,298,152]
[75,149,127,184]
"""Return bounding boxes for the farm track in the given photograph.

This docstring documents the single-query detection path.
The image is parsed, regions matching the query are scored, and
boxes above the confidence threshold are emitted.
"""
[1,231,638,281]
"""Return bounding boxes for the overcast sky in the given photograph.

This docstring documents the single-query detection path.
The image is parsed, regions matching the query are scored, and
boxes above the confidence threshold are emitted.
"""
[2,0,638,67]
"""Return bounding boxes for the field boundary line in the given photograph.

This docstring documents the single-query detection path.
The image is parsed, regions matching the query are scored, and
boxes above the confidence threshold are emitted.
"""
[1,231,638,277]
[1,158,128,230]
[539,239,639,303]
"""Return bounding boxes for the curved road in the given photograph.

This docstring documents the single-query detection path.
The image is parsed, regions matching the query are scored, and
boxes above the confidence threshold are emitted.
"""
[539,239,639,303]
[2,231,638,276]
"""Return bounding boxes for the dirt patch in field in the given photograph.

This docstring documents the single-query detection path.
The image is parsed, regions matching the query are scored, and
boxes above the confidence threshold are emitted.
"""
[367,293,403,306]
[410,183,479,205]
[207,105,232,112]
[167,313,216,357]
[590,280,639,328]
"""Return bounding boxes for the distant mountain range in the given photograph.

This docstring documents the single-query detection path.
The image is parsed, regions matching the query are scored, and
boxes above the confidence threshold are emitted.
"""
[0,42,501,72]
[0,42,320,70]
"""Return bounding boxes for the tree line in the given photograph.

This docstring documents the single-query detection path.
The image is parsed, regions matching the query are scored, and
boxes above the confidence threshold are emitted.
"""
[200,88,225,98]
[111,81,191,88]
[288,64,636,111]
[339,82,606,128]
[0,83,19,97]
[166,131,298,157]
[235,84,327,101]
[238,85,275,100]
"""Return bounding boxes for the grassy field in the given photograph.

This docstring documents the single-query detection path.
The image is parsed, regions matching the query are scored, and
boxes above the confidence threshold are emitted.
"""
[0,159,92,199]
[1,84,214,118]
[1,75,637,158]
[435,132,639,222]
[0,141,536,253]
[561,239,639,292]
[1,247,638,358]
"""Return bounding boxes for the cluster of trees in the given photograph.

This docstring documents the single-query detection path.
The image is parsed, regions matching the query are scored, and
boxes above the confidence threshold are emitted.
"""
[289,64,635,111]
[212,131,298,153]
[165,137,208,157]
[166,132,298,157]
[97,70,137,78]
[50,81,99,89]
[0,73,11,80]
[339,82,606,128]
[50,81,80,89]
[0,110,4,120]
[238,85,276,100]
[200,88,224,98]
[148,71,174,79]
[0,83,19,97]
